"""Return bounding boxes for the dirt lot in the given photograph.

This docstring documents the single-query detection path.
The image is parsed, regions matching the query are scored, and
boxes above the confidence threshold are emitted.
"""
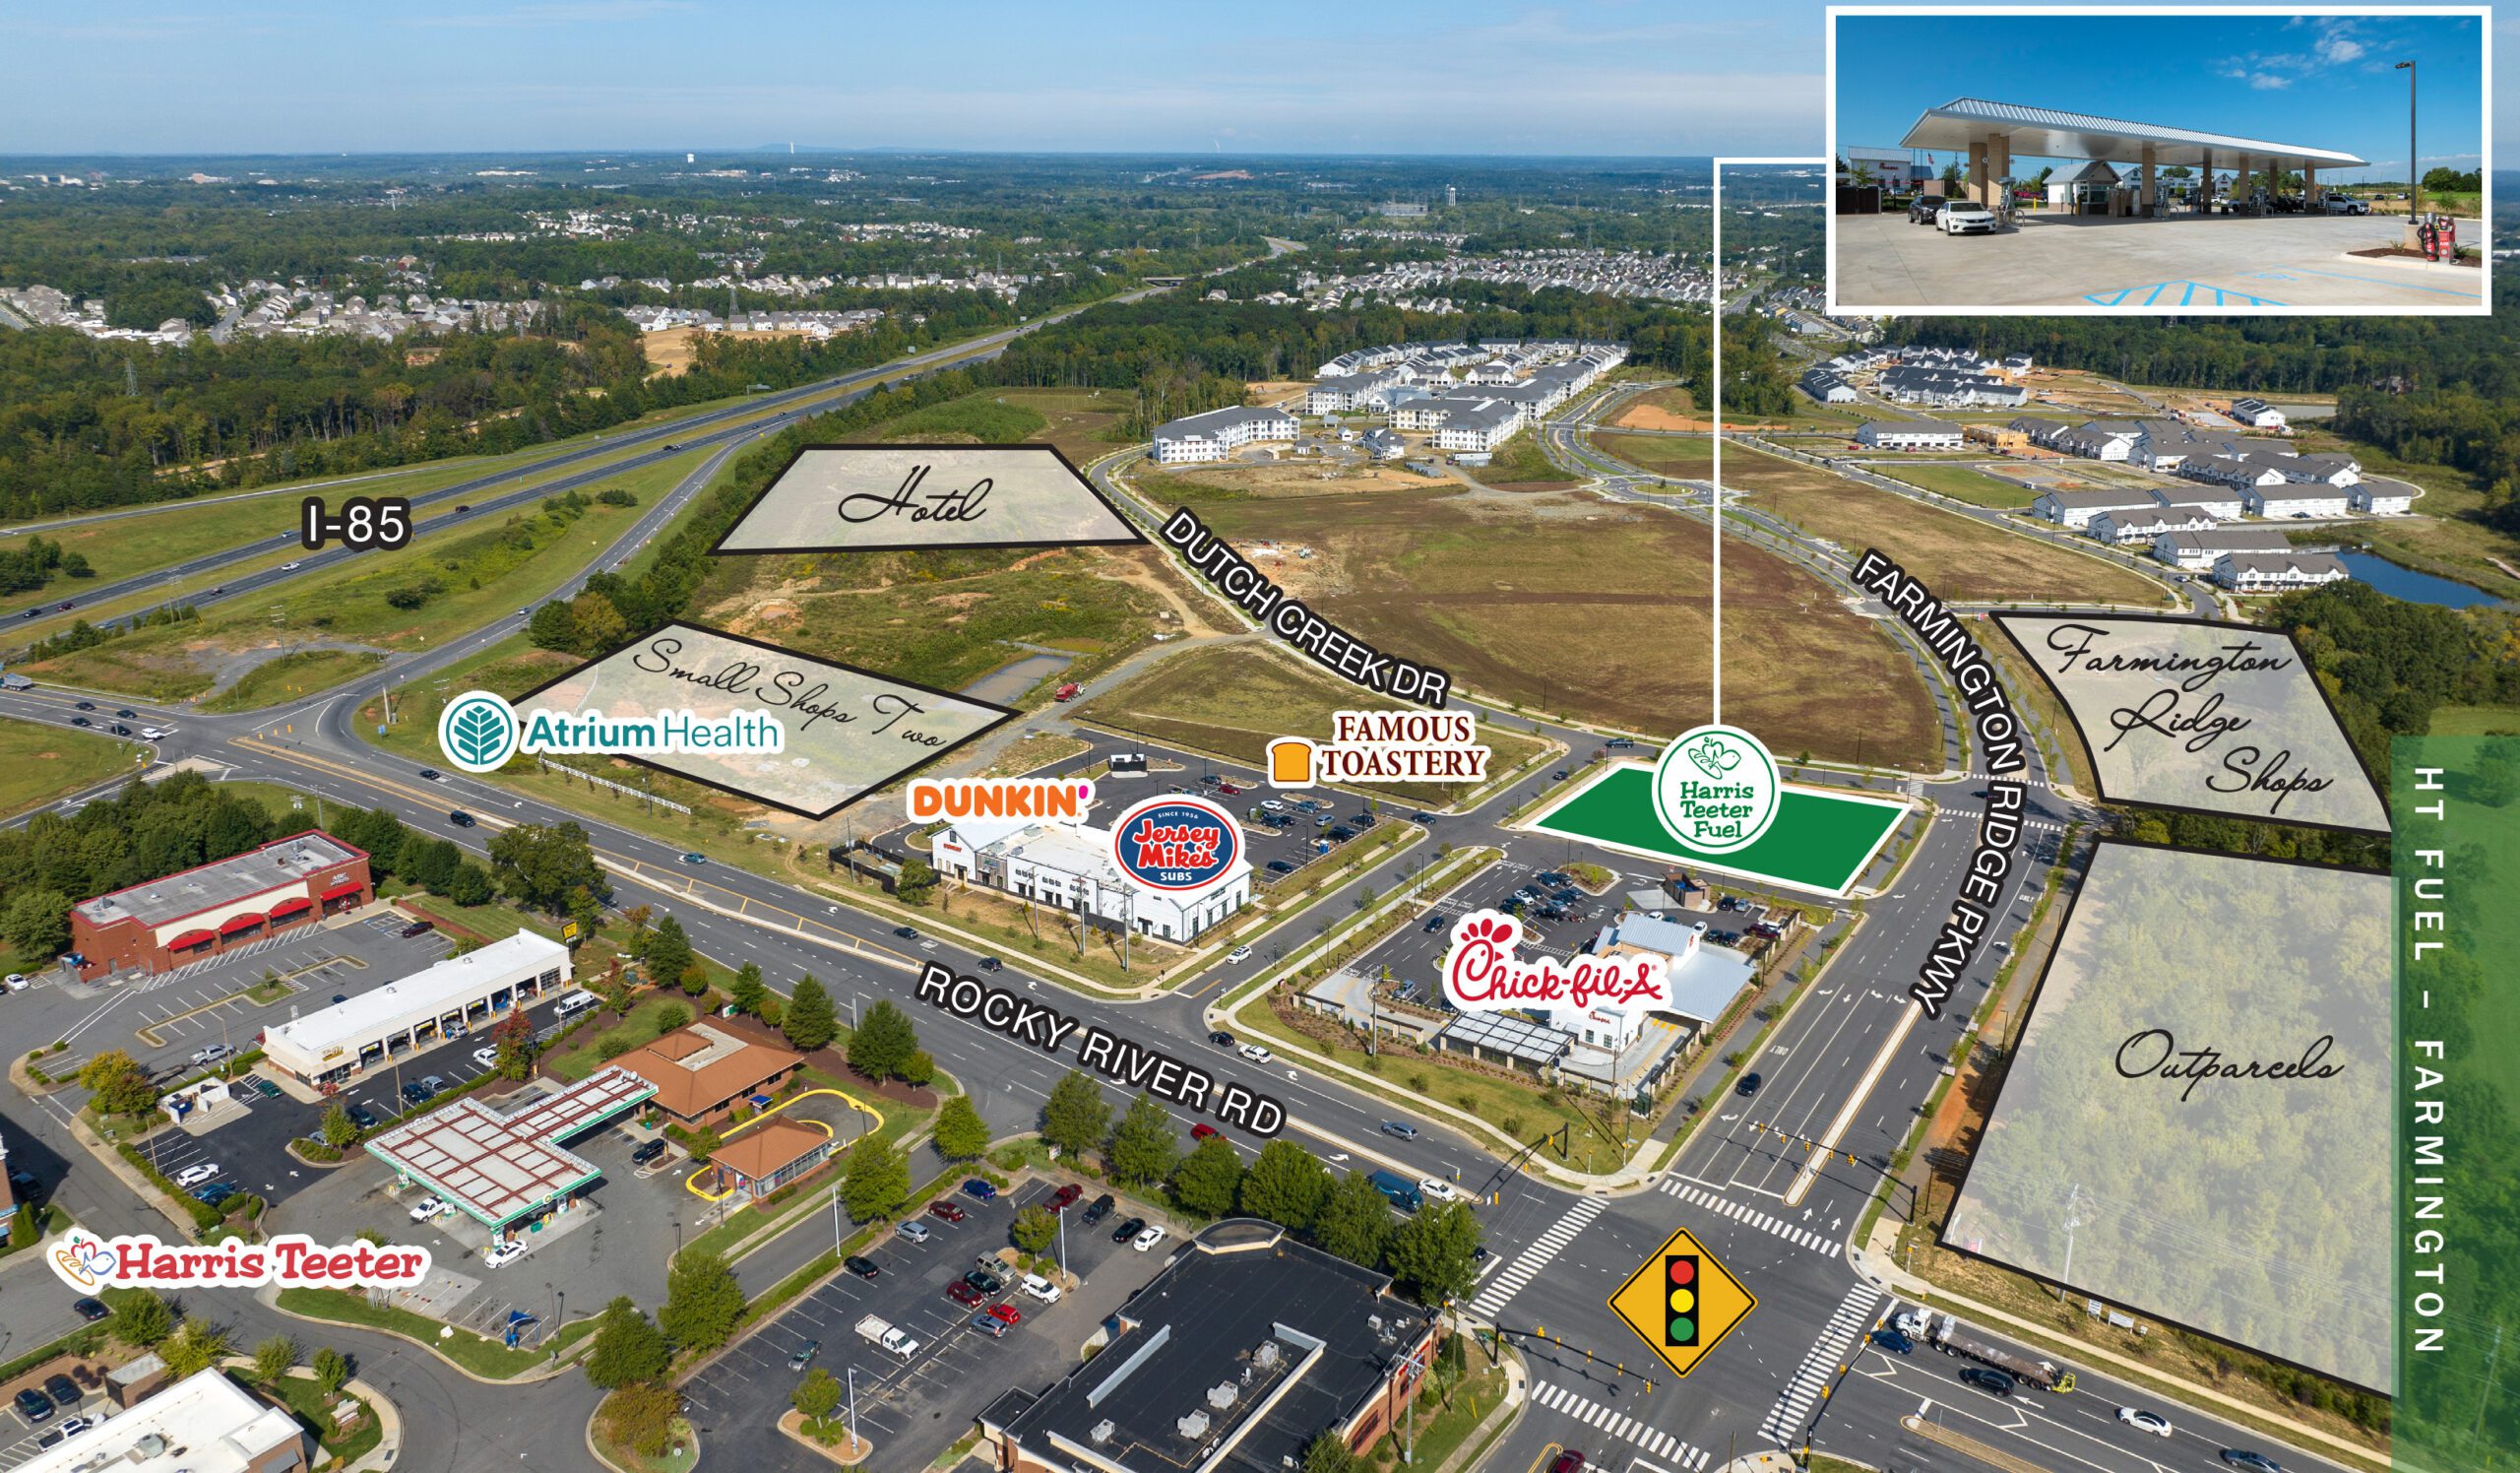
[640,326,814,377]
[2016,367,2155,416]
[1609,385,1791,433]
[1728,451,2171,608]
[1153,479,1941,766]
[1166,461,1450,498]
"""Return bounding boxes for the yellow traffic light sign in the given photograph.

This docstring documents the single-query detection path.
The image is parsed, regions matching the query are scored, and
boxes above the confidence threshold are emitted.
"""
[1608,1228,1755,1377]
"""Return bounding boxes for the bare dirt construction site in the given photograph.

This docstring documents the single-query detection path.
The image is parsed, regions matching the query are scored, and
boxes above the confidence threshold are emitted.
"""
[1727,451,2174,608]
[639,326,814,376]
[1146,475,1942,766]
[1607,385,1793,434]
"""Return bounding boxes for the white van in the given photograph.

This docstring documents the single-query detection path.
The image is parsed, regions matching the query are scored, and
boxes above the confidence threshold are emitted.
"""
[552,991,600,1021]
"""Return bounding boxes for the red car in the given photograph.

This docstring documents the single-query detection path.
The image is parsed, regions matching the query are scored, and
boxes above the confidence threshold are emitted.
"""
[1217,782,1244,795]
[987,1303,1022,1327]
[947,1281,986,1308]
[1191,1123,1219,1141]
[1549,1453,1586,1473]
[1048,1184,1083,1211]
[927,1200,968,1224]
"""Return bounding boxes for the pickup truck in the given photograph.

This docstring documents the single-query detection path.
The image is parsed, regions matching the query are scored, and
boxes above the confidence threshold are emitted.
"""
[856,1314,921,1360]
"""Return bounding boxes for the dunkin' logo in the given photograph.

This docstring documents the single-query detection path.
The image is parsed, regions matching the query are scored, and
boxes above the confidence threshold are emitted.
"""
[1109,796,1241,894]
[908,777,1095,822]
[1442,910,1672,1012]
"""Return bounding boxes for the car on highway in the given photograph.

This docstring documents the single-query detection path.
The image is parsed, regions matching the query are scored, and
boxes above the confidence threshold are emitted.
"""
[472,1046,500,1068]
[418,768,441,780]
[947,1280,986,1308]
[1868,1328,1913,1355]
[110,724,132,736]
[140,726,166,739]
[68,715,94,727]
[1227,944,1252,963]
[897,1219,932,1244]
[844,1255,881,1280]
[1735,1072,1763,1098]
[961,1178,998,1202]
[786,1339,821,1372]
[483,1240,530,1269]
[2219,1453,2287,1472]
[1423,914,1446,931]
[1380,1121,1418,1140]
[281,561,302,571]
[976,957,1002,972]
[1237,1043,1273,1064]
[1958,1367,2016,1397]
[1109,1215,1148,1244]
[1190,1123,1218,1142]
[56,601,72,610]
[678,852,707,865]
[1131,1223,1167,1252]
[115,709,134,719]
[927,1199,967,1224]
[895,926,919,939]
[447,810,474,827]
[14,1387,53,1424]
[1208,1030,1234,1048]
[174,1162,220,1188]
[1418,1178,1459,1202]
[1082,1193,1115,1226]
[74,700,94,711]
[2116,1408,2173,1437]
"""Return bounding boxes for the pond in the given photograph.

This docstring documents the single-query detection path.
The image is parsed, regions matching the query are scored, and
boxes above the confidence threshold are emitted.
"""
[2336,552,2503,608]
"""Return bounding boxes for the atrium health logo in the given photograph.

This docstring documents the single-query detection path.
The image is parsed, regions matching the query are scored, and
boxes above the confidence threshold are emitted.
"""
[439,689,520,774]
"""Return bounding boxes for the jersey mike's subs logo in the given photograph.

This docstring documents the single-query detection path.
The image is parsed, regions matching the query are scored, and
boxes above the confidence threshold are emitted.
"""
[1110,795,1241,894]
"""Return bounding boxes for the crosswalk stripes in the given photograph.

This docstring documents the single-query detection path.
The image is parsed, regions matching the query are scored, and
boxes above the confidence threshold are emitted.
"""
[1528,1381,1711,1470]
[1758,1283,1883,1444]
[1468,1196,1605,1317]
[1658,1181,1843,1258]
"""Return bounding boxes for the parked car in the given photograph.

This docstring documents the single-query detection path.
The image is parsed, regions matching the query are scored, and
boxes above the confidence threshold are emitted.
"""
[192,1183,236,1206]
[1082,1193,1115,1226]
[987,1303,1023,1327]
[41,1376,78,1410]
[844,1255,881,1280]
[419,1074,445,1096]
[174,1162,220,1187]
[14,1387,53,1423]
[971,1311,1011,1338]
[631,1138,667,1166]
[482,1240,529,1269]
[190,1043,230,1067]
[947,1281,986,1308]
[1327,825,1355,842]
[927,1199,968,1224]
[961,1178,998,1202]
[1020,1272,1061,1304]
[1049,1183,1083,1210]
[346,1103,379,1129]
[1265,860,1295,874]
[73,1297,109,1323]
[787,1339,821,1372]
[965,1268,1005,1295]
[1110,1215,1148,1244]
[2324,194,2370,215]
[410,1195,451,1222]
[401,1082,431,1107]
[399,920,435,938]
[1379,1121,1418,1140]
[897,1219,932,1244]
[1208,1030,1234,1047]
[1908,196,1949,224]
[1131,1223,1167,1252]
[1938,200,1997,235]
[472,1047,499,1068]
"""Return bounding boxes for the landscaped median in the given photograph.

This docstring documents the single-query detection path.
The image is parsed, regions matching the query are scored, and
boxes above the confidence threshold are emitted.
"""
[273,1286,597,1381]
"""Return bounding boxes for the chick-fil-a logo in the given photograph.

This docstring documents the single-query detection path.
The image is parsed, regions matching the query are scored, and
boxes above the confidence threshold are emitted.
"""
[47,1228,432,1294]
[1441,910,1673,1013]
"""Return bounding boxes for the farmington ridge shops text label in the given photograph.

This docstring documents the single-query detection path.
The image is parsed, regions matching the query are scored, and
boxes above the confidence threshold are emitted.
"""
[1160,507,1452,707]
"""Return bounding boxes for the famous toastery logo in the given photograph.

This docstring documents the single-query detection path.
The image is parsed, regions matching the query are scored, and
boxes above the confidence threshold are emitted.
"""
[1109,795,1241,895]
[49,1229,433,1294]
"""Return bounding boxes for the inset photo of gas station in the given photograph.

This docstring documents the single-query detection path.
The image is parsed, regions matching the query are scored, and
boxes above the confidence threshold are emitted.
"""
[1826,6,2488,313]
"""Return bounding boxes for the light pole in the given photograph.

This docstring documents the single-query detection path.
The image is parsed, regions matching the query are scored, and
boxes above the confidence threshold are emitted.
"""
[831,1179,844,1253]
[2397,59,2420,249]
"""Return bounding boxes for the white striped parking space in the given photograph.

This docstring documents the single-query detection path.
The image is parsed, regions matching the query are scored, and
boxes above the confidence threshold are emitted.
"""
[1527,1381,1710,1470]
[1758,1283,1882,1444]
[1658,1181,1841,1257]
[1467,1195,1604,1318]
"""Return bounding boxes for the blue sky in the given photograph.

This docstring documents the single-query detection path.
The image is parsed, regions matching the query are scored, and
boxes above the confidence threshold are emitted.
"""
[1836,11,2488,181]
[0,2,2506,161]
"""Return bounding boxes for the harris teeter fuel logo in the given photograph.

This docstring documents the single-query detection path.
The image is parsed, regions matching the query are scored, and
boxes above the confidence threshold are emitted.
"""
[1110,795,1241,894]
[1651,723,1782,855]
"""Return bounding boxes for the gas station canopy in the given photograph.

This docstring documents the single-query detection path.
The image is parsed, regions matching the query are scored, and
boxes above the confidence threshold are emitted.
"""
[1899,96,2370,171]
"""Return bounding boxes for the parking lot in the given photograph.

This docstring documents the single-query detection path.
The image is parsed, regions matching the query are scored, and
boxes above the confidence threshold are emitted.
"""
[679,1175,1173,1473]
[0,1345,116,1471]
[59,957,593,1216]
[1834,208,2487,310]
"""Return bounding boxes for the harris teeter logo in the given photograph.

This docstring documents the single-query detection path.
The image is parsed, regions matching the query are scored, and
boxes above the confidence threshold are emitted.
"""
[1109,795,1240,894]
[436,687,785,776]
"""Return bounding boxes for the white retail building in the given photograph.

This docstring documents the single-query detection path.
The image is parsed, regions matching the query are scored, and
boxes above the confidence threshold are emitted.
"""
[929,816,1251,942]
[261,930,572,1086]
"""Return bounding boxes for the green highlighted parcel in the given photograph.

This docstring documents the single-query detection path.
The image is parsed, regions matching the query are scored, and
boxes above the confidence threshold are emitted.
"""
[1528,763,1906,897]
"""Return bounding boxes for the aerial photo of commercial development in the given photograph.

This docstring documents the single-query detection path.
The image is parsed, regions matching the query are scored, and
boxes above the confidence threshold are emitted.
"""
[0,6,2511,1473]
